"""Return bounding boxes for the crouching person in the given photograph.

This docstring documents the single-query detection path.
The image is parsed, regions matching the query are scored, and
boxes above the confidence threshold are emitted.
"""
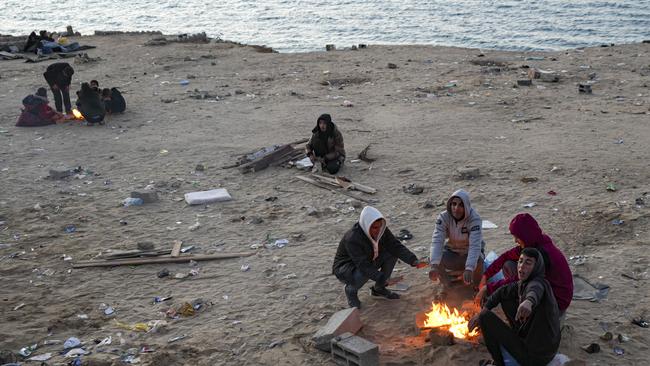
[332,206,427,309]
[468,248,560,366]
[306,113,345,174]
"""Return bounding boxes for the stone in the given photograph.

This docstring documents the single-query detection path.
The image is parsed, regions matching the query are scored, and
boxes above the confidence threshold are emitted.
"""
[195,164,205,171]
[387,63,397,69]
[457,167,480,180]
[330,332,379,366]
[130,190,159,203]
[250,216,264,224]
[49,168,74,179]
[428,328,455,346]
[326,44,336,51]
[578,83,592,94]
[312,308,362,352]
[422,200,435,209]
[306,206,319,217]
[517,79,532,86]
[137,241,155,251]
[538,70,560,82]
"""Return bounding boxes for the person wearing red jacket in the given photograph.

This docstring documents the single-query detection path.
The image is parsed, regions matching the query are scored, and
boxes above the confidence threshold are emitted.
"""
[16,87,65,127]
[475,213,573,319]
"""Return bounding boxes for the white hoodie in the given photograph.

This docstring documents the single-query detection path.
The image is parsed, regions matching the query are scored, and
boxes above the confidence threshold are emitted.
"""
[359,206,386,260]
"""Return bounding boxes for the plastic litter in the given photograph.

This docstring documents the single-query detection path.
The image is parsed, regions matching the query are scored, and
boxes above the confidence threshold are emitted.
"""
[482,220,498,229]
[157,268,170,278]
[64,348,88,358]
[179,79,190,86]
[64,337,81,349]
[168,335,187,343]
[632,317,649,328]
[581,343,600,354]
[19,344,37,357]
[97,336,112,346]
[104,306,115,316]
[274,239,289,248]
[613,346,625,355]
[295,157,314,170]
[64,224,76,233]
[153,296,173,304]
[240,264,250,272]
[612,219,624,226]
[606,183,617,192]
[28,352,53,361]
[523,202,536,208]
[184,188,232,205]
[123,197,144,207]
[397,229,413,240]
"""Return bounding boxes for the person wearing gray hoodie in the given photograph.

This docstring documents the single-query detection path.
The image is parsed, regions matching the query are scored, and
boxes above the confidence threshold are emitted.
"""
[333,206,428,309]
[429,189,485,289]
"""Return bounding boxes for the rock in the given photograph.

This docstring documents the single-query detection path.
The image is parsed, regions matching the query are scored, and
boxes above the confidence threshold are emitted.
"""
[306,206,319,217]
[250,216,264,224]
[403,183,424,195]
[387,63,398,69]
[517,79,532,86]
[427,328,455,346]
[578,83,592,94]
[195,164,205,172]
[312,308,362,352]
[457,167,480,180]
[130,190,159,203]
[422,200,435,209]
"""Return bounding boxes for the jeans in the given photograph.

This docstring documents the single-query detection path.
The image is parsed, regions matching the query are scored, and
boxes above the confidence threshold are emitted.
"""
[439,247,484,287]
[336,250,397,291]
[49,84,72,113]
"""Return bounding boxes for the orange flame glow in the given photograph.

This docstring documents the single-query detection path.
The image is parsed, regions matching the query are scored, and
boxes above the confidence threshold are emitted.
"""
[72,109,84,120]
[422,302,479,339]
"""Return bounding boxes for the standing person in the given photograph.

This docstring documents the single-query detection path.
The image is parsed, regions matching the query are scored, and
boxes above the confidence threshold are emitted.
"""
[16,87,65,127]
[333,206,428,309]
[76,82,106,124]
[468,248,561,366]
[475,213,573,316]
[428,189,485,291]
[43,62,74,115]
[305,113,345,174]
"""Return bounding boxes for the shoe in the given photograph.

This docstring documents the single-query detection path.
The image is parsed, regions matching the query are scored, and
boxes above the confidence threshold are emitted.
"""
[370,285,400,299]
[344,284,361,309]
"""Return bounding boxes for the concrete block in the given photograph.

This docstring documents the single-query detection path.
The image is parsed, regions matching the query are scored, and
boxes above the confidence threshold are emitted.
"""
[331,332,379,366]
[312,308,362,352]
[49,168,74,179]
[538,69,560,82]
[130,190,159,203]
[578,83,592,94]
[457,166,480,180]
[517,79,532,86]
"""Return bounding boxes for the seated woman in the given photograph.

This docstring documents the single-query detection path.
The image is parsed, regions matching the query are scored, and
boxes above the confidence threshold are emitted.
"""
[16,87,64,127]
[469,248,561,366]
[76,82,106,124]
[101,87,126,114]
[305,113,345,174]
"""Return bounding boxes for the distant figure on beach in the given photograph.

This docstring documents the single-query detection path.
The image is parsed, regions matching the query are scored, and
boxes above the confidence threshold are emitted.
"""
[16,87,65,127]
[429,189,485,292]
[332,206,428,309]
[305,113,345,174]
[101,87,127,114]
[43,62,74,115]
[23,30,54,53]
[468,248,561,366]
[76,82,106,124]
[475,213,573,316]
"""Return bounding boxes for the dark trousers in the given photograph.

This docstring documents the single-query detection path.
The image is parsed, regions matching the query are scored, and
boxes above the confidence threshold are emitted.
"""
[323,159,341,174]
[336,251,397,291]
[50,84,72,113]
[439,248,484,287]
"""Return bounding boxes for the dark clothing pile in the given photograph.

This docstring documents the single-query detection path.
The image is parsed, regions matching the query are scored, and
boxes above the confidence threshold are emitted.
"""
[16,95,58,127]
[44,63,74,113]
[479,249,561,366]
[333,224,417,285]
[104,88,126,113]
[306,113,345,174]
[76,90,106,124]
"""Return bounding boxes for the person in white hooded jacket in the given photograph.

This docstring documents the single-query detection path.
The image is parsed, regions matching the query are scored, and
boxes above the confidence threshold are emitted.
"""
[429,189,485,290]
[333,206,428,309]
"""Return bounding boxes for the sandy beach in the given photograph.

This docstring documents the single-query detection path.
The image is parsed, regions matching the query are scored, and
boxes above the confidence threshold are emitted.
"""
[0,33,649,365]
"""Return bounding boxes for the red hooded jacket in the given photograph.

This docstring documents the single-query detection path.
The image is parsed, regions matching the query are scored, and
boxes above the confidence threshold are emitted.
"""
[16,95,59,127]
[484,213,573,312]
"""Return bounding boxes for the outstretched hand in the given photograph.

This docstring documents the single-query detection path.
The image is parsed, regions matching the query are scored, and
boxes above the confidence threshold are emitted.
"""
[463,270,473,285]
[413,259,429,269]
[474,286,487,307]
[468,314,480,333]
[515,299,533,323]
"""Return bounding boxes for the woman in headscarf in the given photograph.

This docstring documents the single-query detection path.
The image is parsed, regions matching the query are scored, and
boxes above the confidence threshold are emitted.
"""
[305,113,345,174]
[469,248,561,366]
[75,82,106,124]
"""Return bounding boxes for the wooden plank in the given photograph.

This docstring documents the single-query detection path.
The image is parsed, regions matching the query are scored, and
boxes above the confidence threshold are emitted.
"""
[238,144,295,173]
[72,252,256,268]
[105,249,171,259]
[310,173,377,194]
[295,175,372,203]
[171,240,183,258]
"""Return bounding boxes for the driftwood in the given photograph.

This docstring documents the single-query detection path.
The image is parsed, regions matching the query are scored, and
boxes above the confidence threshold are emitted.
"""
[239,144,295,173]
[222,138,309,169]
[358,144,376,162]
[310,173,377,194]
[72,252,256,268]
[295,175,372,203]
[171,240,182,258]
[105,249,171,259]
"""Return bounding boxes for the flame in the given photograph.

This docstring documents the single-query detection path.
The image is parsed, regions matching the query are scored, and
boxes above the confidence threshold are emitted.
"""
[72,109,84,120]
[422,302,479,339]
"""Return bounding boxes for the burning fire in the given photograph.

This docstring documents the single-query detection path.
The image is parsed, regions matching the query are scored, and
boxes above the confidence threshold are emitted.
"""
[71,108,84,120]
[422,302,479,339]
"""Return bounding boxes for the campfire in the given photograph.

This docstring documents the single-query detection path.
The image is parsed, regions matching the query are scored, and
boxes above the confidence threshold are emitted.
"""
[71,108,84,120]
[416,302,479,342]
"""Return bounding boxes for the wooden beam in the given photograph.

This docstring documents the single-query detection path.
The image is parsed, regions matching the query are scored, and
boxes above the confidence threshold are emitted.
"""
[171,240,183,258]
[310,173,377,194]
[295,175,372,203]
[238,144,295,173]
[72,252,256,268]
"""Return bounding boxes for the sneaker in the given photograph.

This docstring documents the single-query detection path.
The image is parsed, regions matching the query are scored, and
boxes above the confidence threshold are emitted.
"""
[344,284,361,309]
[370,285,400,299]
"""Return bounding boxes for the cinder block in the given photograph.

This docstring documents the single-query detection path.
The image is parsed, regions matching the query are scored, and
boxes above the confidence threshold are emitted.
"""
[457,166,480,180]
[312,308,362,352]
[578,83,592,94]
[331,332,379,366]
[130,190,159,203]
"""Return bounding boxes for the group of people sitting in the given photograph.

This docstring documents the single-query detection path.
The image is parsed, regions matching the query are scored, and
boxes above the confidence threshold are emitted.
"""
[16,62,126,127]
[23,30,81,55]
[333,188,573,366]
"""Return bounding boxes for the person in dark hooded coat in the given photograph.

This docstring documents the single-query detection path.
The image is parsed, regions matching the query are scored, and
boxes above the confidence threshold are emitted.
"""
[76,82,106,124]
[305,113,345,174]
[43,62,74,114]
[469,247,561,366]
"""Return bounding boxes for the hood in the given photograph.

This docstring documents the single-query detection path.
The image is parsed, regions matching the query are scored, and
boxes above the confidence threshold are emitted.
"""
[312,113,335,136]
[22,94,47,108]
[446,189,472,221]
[519,247,546,284]
[359,206,386,243]
[509,213,545,247]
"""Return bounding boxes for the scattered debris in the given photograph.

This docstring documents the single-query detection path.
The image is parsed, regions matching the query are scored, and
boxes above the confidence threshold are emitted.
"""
[457,167,480,180]
[578,83,592,94]
[403,183,424,195]
[523,202,537,208]
[581,343,600,354]
[521,177,538,183]
[606,183,617,192]
[357,144,375,163]
[185,188,232,205]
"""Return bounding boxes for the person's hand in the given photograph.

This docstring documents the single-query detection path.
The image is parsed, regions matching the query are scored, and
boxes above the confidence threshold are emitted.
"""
[428,264,439,282]
[474,286,487,307]
[413,259,428,269]
[463,270,473,285]
[386,275,404,286]
[515,299,533,323]
[479,275,487,289]
[468,314,480,332]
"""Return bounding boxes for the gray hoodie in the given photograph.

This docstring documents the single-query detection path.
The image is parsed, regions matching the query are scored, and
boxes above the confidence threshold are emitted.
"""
[430,189,485,271]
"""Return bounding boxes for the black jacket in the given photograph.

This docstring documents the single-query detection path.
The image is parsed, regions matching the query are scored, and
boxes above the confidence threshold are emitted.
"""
[43,62,74,87]
[333,224,417,283]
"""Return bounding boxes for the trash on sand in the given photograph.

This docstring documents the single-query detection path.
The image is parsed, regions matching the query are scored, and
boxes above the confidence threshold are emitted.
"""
[581,343,600,354]
[64,348,88,358]
[572,274,609,301]
[632,317,649,328]
[180,245,194,253]
[397,229,413,241]
[600,331,613,341]
[387,282,410,292]
[268,339,285,348]
[104,306,115,316]
[613,346,625,355]
[612,219,624,226]
[153,296,173,304]
[185,188,232,205]
[240,264,250,272]
[403,183,424,195]
[19,344,37,357]
[13,303,25,311]
[114,320,150,332]
[606,183,617,192]
[520,177,538,183]
[97,336,112,346]
[617,334,630,343]
[168,335,187,343]
[179,79,190,86]
[523,202,537,208]
[274,239,289,248]
[295,157,314,170]
[157,268,170,278]
[123,197,144,207]
[28,352,53,361]
[64,224,77,233]
[547,190,557,196]
[64,337,81,349]
[482,220,498,229]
